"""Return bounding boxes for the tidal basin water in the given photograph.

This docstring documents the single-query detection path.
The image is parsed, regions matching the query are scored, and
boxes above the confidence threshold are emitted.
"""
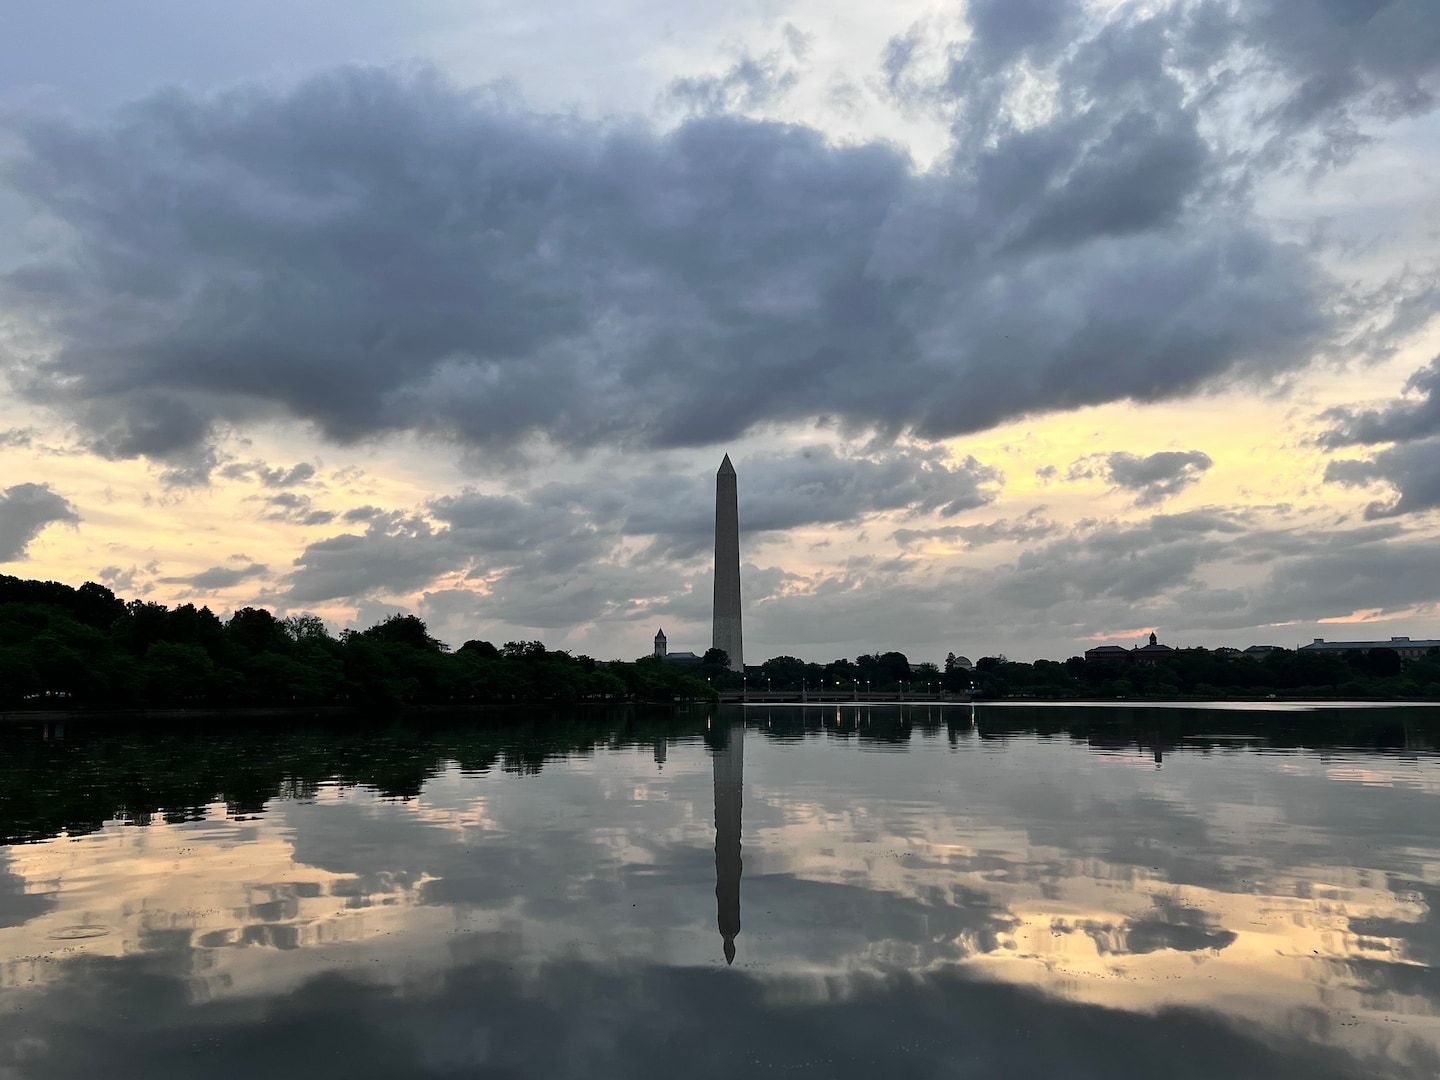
[2,704,1440,1078]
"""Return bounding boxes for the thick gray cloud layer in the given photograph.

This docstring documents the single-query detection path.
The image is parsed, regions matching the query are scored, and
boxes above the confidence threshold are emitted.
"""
[2,23,1332,467]
[0,482,78,562]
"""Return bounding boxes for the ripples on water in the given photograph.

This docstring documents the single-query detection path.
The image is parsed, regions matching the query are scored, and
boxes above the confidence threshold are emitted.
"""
[0,703,1438,1079]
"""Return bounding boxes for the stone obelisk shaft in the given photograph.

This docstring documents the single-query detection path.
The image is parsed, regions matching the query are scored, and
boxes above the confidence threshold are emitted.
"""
[712,454,743,673]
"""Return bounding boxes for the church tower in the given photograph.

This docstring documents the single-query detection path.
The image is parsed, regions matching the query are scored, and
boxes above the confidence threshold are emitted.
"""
[653,628,667,658]
[712,455,743,673]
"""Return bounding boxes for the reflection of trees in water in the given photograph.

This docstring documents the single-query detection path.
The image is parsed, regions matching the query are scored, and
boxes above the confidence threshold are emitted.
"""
[957,705,1440,761]
[0,709,704,845]
[2,704,1435,845]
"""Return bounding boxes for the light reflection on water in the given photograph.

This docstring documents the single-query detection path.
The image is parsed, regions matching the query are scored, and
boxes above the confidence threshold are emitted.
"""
[0,704,1438,1078]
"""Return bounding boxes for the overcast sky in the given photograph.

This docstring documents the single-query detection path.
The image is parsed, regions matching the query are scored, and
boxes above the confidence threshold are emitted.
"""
[2,0,1439,663]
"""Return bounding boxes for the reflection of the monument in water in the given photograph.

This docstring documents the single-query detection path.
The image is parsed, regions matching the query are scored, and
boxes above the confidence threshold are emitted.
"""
[711,720,743,965]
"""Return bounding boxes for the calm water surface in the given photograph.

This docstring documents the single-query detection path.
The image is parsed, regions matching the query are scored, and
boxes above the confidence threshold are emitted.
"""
[2,703,1440,1078]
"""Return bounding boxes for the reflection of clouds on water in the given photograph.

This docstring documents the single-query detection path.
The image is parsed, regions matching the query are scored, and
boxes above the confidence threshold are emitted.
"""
[0,949,1377,1080]
[1070,895,1238,955]
[0,713,1438,1076]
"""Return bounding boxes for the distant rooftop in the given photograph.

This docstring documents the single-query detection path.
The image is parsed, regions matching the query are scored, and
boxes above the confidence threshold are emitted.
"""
[1300,636,1440,651]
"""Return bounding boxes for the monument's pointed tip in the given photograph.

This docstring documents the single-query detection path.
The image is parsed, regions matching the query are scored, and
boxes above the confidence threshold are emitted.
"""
[718,453,735,475]
[723,938,737,965]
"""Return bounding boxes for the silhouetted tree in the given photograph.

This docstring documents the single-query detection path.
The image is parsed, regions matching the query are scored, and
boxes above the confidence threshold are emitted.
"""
[362,614,446,652]
[226,607,288,653]
[282,613,331,643]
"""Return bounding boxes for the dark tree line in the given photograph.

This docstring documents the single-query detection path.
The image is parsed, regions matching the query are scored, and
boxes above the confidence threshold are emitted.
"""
[740,651,939,692]
[7,704,1431,847]
[955,647,1440,700]
[6,573,1437,709]
[0,575,712,709]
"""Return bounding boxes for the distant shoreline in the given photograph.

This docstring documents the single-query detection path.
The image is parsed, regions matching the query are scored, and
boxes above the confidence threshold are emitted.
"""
[5,696,1440,724]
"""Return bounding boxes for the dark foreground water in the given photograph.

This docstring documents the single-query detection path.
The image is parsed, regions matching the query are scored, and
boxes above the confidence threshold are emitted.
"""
[2,703,1440,1079]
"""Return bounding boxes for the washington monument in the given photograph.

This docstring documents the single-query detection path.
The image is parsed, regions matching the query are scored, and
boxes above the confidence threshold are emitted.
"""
[712,454,743,673]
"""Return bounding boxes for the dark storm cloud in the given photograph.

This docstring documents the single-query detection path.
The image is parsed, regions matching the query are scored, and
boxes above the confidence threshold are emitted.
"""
[158,561,269,590]
[1322,356,1440,516]
[1,55,1330,465]
[0,482,79,561]
[1068,450,1214,506]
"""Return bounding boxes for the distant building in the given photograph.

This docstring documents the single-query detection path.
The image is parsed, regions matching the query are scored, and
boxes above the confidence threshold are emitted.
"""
[652,627,702,665]
[1213,647,1243,660]
[949,655,975,671]
[1243,644,1287,659]
[1084,632,1175,665]
[1300,636,1440,660]
[1084,644,1131,663]
[1133,632,1175,666]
